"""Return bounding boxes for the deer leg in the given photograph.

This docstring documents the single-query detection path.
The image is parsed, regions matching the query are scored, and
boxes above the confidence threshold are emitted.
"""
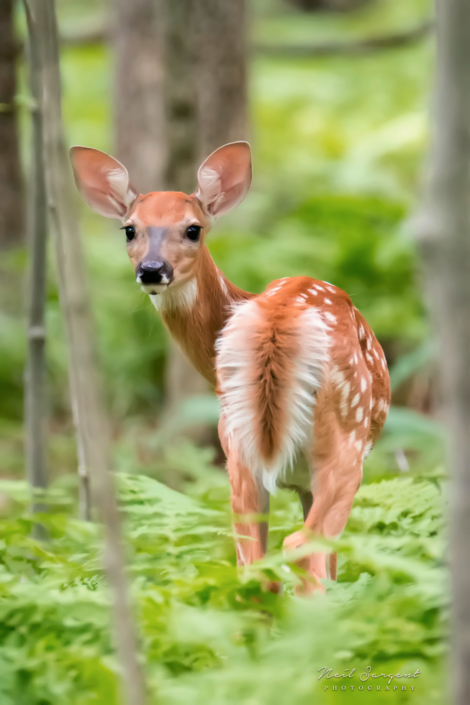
[227,448,269,565]
[219,417,269,565]
[297,481,338,579]
[284,441,363,593]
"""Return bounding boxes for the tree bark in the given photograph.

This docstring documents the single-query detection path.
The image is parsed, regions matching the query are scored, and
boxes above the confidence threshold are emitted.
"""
[24,1,48,532]
[412,1,470,704]
[195,0,247,157]
[113,0,166,193]
[26,1,146,702]
[0,0,24,249]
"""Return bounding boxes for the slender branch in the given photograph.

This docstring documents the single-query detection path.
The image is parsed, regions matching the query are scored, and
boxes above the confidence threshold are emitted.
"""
[255,20,433,58]
[25,2,147,702]
[57,20,433,58]
[23,0,48,537]
[60,25,107,47]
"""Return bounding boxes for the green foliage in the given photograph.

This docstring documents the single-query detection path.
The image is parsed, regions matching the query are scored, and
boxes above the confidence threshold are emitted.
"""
[0,464,447,705]
[2,1,446,700]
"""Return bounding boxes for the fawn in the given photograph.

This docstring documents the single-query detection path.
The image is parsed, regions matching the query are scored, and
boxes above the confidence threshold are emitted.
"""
[70,141,390,592]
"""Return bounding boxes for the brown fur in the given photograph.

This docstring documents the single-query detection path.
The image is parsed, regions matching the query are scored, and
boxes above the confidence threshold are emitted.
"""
[161,247,252,384]
[251,298,303,463]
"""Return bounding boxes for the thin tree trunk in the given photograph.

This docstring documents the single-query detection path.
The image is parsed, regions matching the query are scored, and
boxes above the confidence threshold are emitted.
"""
[195,0,247,157]
[0,0,24,249]
[413,1,470,703]
[25,2,146,702]
[24,4,48,532]
[113,0,166,193]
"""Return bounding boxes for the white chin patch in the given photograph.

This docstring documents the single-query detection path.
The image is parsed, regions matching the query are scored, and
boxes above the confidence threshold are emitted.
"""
[141,283,168,295]
[149,278,198,313]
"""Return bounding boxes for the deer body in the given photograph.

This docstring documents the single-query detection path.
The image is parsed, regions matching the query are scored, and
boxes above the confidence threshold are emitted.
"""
[71,142,390,592]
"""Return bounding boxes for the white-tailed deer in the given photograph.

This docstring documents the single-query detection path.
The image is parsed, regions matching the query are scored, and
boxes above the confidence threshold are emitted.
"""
[70,142,390,592]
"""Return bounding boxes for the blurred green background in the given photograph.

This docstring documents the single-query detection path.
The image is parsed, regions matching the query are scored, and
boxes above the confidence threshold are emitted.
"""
[0,0,448,703]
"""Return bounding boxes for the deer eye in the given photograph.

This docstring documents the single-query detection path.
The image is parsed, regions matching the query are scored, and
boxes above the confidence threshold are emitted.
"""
[186,225,201,242]
[121,225,136,242]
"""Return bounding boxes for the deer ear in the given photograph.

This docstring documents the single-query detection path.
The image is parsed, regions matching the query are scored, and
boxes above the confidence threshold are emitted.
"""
[69,146,138,219]
[195,142,252,217]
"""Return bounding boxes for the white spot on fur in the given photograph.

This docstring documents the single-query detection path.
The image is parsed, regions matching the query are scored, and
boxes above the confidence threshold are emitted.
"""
[364,416,369,428]
[361,377,367,392]
[323,312,336,324]
[330,365,344,387]
[351,392,360,408]
[364,440,373,458]
[377,399,390,415]
[340,381,351,417]
[150,277,198,313]
[355,440,363,453]
[218,273,229,298]
[216,303,331,494]
[324,298,332,305]
[359,325,365,339]
[309,288,318,296]
[356,406,364,423]
[266,285,282,297]
[349,430,356,445]
[366,353,373,364]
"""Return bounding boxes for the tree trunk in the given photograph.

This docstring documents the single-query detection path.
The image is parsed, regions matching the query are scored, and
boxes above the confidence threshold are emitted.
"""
[113,0,166,193]
[195,0,247,157]
[0,0,24,249]
[113,0,248,418]
[413,1,470,704]
[24,0,48,532]
[27,1,146,701]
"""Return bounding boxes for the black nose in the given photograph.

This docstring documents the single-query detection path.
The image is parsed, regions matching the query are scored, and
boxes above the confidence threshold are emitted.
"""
[138,261,168,285]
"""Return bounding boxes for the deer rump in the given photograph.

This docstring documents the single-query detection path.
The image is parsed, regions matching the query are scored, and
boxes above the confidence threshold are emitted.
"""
[215,298,331,493]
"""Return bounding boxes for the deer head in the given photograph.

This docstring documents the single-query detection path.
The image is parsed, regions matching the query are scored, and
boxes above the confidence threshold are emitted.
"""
[69,142,252,296]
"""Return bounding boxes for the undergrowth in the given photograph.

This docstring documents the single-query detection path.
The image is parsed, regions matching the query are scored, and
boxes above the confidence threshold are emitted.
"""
[0,462,447,704]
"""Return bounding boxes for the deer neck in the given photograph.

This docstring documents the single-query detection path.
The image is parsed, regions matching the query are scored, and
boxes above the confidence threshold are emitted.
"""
[149,245,253,385]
